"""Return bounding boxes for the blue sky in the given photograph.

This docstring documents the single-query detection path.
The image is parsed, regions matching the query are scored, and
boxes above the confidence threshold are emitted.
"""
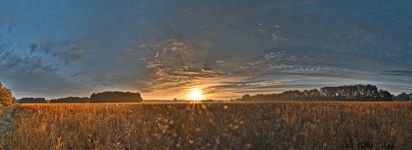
[1,0,412,100]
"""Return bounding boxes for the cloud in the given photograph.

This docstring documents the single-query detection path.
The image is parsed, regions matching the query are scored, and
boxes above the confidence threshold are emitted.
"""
[71,71,89,78]
[381,70,412,76]
[134,39,367,99]
[0,53,87,98]
[0,47,13,61]
[29,43,38,54]
[31,39,86,65]
[0,44,91,98]
[138,38,227,91]
[0,49,55,73]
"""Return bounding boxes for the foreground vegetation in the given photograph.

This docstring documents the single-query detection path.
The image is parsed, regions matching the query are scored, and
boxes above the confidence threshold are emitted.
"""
[0,102,411,149]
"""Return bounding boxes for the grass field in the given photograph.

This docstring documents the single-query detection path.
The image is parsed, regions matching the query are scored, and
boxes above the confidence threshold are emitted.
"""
[0,101,411,149]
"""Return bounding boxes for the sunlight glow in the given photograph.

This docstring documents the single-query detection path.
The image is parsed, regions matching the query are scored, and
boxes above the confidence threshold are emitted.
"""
[188,88,203,100]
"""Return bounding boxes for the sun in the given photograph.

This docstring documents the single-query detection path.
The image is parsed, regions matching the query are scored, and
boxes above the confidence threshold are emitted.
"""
[188,88,203,100]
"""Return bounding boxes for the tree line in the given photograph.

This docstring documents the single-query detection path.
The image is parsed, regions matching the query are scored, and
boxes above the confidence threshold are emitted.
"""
[18,97,47,103]
[17,91,143,104]
[90,91,143,103]
[242,84,412,101]
[50,97,89,103]
[3,81,412,105]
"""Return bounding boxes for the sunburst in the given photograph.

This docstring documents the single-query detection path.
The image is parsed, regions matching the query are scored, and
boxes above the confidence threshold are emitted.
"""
[188,88,203,100]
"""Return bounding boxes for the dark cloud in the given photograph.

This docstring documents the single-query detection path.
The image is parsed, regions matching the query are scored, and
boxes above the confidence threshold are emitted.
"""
[7,23,14,32]
[381,71,412,76]
[29,43,38,54]
[0,47,13,61]
[31,39,86,65]
[0,49,55,75]
[71,71,89,78]
[0,52,89,98]
[90,72,134,87]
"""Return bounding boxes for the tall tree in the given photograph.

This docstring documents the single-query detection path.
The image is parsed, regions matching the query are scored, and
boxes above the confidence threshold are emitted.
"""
[0,82,13,106]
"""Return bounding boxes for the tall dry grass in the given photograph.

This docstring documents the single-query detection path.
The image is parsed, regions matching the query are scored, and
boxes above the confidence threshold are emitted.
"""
[0,102,411,149]
[0,106,13,138]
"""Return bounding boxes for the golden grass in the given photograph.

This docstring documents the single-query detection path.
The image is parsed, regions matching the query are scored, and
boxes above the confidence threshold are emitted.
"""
[1,102,412,149]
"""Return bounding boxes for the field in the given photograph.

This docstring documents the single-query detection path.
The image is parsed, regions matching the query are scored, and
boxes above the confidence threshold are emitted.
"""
[0,101,412,149]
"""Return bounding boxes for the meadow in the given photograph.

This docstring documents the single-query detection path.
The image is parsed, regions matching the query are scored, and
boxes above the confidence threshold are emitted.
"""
[0,101,411,149]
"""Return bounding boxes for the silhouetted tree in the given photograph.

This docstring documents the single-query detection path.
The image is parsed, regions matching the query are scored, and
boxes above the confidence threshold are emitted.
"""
[378,90,392,101]
[252,94,277,101]
[202,99,214,102]
[394,92,412,101]
[241,94,252,101]
[320,85,382,101]
[249,84,400,101]
[0,82,13,106]
[50,97,89,103]
[90,91,143,103]
[18,97,47,103]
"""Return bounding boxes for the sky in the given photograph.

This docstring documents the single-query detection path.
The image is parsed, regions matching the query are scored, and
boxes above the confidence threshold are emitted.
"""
[1,0,412,100]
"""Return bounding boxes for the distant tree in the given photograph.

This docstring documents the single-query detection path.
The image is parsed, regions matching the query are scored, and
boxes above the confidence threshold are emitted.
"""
[252,94,278,101]
[18,97,47,103]
[394,93,412,101]
[202,99,214,103]
[242,94,252,101]
[173,98,178,101]
[246,84,398,101]
[281,90,302,100]
[0,82,13,106]
[320,84,382,101]
[50,97,89,103]
[90,91,143,103]
[378,90,392,101]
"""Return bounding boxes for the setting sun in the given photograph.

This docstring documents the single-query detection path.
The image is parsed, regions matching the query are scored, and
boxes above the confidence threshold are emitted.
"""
[188,88,203,100]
